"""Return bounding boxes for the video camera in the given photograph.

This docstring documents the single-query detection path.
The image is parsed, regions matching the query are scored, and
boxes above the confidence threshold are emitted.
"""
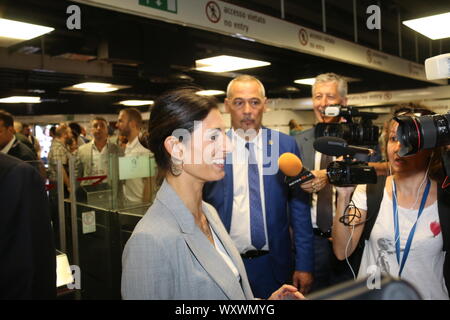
[315,105,380,146]
[313,136,377,186]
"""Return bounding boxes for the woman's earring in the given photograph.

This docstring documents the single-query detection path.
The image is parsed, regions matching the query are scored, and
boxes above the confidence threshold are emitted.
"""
[170,158,183,176]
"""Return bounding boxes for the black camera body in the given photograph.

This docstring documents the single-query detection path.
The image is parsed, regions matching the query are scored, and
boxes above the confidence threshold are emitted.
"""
[315,105,380,146]
[327,157,377,186]
[313,136,378,186]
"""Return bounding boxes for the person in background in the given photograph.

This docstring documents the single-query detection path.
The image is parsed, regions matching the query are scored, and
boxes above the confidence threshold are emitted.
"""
[21,123,41,159]
[13,121,36,156]
[69,122,86,152]
[332,104,449,300]
[79,125,90,143]
[295,73,383,292]
[48,123,73,191]
[49,126,57,139]
[122,87,303,300]
[203,75,314,298]
[116,108,151,203]
[0,111,37,164]
[288,119,303,136]
[76,117,122,186]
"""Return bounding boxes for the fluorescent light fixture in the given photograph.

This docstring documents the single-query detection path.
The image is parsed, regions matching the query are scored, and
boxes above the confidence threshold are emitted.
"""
[294,76,361,86]
[64,82,130,93]
[403,12,450,40]
[118,100,154,106]
[294,78,316,85]
[196,90,225,96]
[195,55,270,73]
[0,96,41,103]
[0,18,54,47]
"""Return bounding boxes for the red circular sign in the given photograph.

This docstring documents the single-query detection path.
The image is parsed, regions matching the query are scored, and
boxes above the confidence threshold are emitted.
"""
[298,28,308,46]
[206,1,221,24]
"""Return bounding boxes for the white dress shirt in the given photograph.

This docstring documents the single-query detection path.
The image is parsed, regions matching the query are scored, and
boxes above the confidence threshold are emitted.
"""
[123,136,151,203]
[0,137,15,154]
[229,129,269,253]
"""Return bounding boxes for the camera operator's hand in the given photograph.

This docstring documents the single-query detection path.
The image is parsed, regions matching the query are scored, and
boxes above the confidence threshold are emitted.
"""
[335,185,356,198]
[301,169,329,193]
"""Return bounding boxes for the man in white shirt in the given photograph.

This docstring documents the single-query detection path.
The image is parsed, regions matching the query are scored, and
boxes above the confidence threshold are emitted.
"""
[117,108,151,203]
[76,117,122,187]
[204,75,314,298]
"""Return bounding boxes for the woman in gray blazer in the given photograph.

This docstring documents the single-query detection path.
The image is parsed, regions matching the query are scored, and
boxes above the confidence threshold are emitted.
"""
[121,88,304,300]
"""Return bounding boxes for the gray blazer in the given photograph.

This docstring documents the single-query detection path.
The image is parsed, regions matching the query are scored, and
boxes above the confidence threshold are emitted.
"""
[295,128,316,170]
[121,180,254,300]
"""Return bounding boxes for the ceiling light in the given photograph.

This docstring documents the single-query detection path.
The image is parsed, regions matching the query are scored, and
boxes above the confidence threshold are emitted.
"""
[294,78,316,85]
[294,76,361,86]
[196,90,225,96]
[0,18,54,47]
[0,96,41,103]
[403,12,450,40]
[63,82,130,93]
[118,100,154,106]
[195,55,270,73]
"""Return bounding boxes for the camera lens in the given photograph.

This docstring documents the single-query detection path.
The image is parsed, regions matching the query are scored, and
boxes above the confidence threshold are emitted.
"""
[395,113,450,156]
[394,116,422,156]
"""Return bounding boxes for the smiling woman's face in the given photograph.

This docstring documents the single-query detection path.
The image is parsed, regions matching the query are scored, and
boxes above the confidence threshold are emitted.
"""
[180,108,231,182]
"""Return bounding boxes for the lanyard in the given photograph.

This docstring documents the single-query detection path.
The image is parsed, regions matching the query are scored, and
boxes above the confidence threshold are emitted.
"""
[392,178,431,277]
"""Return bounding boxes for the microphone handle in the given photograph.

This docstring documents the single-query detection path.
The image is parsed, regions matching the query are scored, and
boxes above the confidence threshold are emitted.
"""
[285,170,315,187]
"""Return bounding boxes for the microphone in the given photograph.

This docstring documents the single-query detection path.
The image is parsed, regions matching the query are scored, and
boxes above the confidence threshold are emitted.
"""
[278,153,315,187]
[313,136,375,157]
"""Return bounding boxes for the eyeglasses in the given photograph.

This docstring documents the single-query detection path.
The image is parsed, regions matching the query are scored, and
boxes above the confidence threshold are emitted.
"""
[394,106,436,117]
[230,98,264,110]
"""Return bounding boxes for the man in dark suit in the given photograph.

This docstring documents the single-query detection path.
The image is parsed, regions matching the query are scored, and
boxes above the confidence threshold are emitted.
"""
[0,153,56,299]
[203,75,314,298]
[0,110,36,163]
[295,73,384,292]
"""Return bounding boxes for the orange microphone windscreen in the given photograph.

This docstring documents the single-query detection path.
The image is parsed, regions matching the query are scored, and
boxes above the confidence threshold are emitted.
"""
[278,152,303,177]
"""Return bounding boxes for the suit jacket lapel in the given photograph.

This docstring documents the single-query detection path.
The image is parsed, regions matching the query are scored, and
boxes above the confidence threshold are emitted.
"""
[203,204,254,299]
[158,180,245,300]
[300,129,315,170]
[262,128,274,234]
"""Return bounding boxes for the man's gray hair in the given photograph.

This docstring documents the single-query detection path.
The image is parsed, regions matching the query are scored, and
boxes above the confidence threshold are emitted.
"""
[312,73,347,98]
[226,75,266,98]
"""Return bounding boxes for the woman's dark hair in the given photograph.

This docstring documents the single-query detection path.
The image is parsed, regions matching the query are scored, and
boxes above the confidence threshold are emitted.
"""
[146,87,219,183]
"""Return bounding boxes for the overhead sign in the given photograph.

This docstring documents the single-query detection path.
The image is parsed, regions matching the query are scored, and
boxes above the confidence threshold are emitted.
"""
[74,0,446,84]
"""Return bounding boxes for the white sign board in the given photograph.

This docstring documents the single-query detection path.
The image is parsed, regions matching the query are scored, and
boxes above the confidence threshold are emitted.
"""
[74,0,446,84]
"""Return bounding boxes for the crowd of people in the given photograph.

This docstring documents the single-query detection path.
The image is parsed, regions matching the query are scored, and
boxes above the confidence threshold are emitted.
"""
[1,72,448,300]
